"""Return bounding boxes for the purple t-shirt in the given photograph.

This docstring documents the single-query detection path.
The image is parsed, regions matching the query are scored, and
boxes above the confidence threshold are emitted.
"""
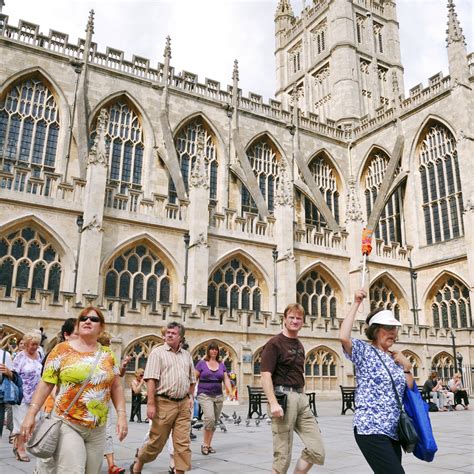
[195,359,226,397]
[12,351,42,404]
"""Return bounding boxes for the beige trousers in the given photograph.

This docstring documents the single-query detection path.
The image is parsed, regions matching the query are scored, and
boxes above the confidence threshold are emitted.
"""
[270,391,325,474]
[138,395,192,471]
[197,393,224,431]
[36,416,106,474]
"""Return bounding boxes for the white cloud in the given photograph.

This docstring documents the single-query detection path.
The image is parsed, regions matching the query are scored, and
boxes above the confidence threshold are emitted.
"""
[3,0,472,100]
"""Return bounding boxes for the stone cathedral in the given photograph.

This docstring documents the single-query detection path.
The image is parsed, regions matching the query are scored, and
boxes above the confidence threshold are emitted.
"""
[0,0,473,397]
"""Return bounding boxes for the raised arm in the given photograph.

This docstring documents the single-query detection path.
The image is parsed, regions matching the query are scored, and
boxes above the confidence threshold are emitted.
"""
[339,289,367,357]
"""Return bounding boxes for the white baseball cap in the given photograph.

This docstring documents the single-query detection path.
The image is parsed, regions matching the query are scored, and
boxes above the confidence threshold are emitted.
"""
[368,310,402,326]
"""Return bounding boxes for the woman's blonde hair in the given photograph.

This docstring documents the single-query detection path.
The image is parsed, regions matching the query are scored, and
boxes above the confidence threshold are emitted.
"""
[135,368,145,376]
[22,331,41,346]
[97,331,112,346]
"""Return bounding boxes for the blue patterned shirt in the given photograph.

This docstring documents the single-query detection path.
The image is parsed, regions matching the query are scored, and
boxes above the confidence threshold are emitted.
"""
[344,338,406,439]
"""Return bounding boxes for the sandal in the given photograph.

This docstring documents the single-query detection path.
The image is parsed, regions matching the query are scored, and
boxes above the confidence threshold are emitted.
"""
[208,446,216,454]
[168,467,176,474]
[201,445,209,455]
[15,451,30,462]
[129,461,141,474]
[109,466,126,474]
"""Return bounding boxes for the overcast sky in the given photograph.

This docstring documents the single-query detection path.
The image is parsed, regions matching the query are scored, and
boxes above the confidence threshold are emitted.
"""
[4,0,473,101]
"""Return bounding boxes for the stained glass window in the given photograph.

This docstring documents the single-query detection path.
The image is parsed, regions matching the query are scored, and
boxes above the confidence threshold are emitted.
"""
[192,341,234,373]
[370,279,401,320]
[297,269,336,318]
[431,277,471,328]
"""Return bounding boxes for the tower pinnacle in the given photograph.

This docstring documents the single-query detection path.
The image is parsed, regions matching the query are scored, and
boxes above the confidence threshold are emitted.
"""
[164,35,172,59]
[446,0,466,45]
[86,9,95,35]
[275,0,294,18]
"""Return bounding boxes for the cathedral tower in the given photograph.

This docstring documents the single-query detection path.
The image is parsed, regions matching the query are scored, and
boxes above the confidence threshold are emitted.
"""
[274,0,404,127]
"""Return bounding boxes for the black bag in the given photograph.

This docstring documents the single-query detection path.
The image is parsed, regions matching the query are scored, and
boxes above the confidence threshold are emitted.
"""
[372,348,419,453]
[275,392,288,413]
[398,410,419,453]
[428,402,438,412]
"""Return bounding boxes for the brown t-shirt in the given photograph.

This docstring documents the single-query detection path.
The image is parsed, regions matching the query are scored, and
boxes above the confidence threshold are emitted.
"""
[260,332,305,388]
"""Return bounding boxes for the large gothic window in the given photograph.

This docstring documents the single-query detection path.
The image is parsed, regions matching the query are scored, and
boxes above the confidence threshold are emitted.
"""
[402,350,421,379]
[0,77,59,172]
[0,227,62,300]
[170,118,218,202]
[418,124,463,245]
[0,326,24,354]
[104,244,171,310]
[123,336,163,373]
[305,347,338,391]
[192,341,234,373]
[304,153,339,230]
[244,138,279,213]
[432,352,455,381]
[364,150,404,245]
[208,258,262,313]
[92,101,144,194]
[297,269,336,318]
[370,279,401,320]
[431,277,471,328]
[253,348,263,375]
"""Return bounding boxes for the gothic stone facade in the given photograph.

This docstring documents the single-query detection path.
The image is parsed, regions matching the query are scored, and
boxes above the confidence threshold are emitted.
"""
[0,0,473,396]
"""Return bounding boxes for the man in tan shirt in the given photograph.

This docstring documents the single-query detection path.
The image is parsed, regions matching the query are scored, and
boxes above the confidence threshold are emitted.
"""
[131,322,196,474]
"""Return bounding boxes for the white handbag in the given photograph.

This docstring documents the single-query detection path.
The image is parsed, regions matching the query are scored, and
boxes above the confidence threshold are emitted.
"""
[26,349,102,458]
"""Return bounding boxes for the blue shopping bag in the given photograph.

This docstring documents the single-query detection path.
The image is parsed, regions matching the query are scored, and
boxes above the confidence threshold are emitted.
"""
[403,382,438,462]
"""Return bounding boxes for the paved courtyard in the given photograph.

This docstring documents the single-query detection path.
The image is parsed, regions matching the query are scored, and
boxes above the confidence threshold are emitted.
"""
[1,400,472,473]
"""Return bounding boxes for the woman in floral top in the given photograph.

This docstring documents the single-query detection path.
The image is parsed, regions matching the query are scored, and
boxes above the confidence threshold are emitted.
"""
[21,307,127,474]
[340,290,414,474]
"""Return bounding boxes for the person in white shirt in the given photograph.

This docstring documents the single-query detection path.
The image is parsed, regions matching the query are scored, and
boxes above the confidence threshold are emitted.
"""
[0,323,14,438]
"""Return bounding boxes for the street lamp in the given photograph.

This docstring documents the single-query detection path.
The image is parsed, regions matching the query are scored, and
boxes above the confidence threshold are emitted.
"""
[183,232,190,305]
[272,248,278,318]
[73,214,84,296]
[450,330,458,374]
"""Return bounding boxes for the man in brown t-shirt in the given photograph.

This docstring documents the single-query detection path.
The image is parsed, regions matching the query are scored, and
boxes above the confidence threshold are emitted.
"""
[261,304,325,474]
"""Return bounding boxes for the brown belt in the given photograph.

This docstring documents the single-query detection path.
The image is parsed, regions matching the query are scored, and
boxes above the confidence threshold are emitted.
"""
[157,393,189,402]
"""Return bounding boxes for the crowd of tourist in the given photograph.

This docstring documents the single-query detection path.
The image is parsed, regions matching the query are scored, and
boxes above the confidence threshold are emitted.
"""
[0,302,470,473]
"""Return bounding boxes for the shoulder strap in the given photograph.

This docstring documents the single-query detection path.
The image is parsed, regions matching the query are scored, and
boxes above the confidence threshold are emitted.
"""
[62,347,102,417]
[371,346,402,410]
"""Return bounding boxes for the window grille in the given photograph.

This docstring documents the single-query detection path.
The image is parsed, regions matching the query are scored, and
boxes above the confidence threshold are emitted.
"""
[364,150,404,245]
[297,269,336,318]
[305,347,338,391]
[369,280,400,320]
[418,124,463,245]
[356,14,365,43]
[192,341,234,373]
[244,139,279,213]
[123,336,163,372]
[171,118,218,201]
[289,42,302,74]
[104,245,171,310]
[0,227,61,301]
[92,101,144,193]
[208,258,262,314]
[402,351,421,378]
[312,20,327,55]
[431,277,471,328]
[0,78,59,173]
[373,22,383,53]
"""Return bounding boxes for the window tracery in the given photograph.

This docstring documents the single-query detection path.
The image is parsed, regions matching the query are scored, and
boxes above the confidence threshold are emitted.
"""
[253,348,263,375]
[104,244,171,310]
[418,124,463,245]
[170,118,218,202]
[245,139,279,213]
[369,280,400,320]
[431,352,455,381]
[289,42,302,74]
[364,150,404,245]
[297,269,337,318]
[373,22,384,53]
[0,227,62,301]
[311,20,327,55]
[305,347,338,391]
[208,258,262,314]
[431,277,471,328]
[123,336,163,373]
[192,341,234,373]
[0,77,59,178]
[0,326,24,353]
[356,14,365,44]
[92,101,144,194]
[402,350,421,378]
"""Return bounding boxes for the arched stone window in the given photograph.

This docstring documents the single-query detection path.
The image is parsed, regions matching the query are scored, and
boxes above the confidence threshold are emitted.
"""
[418,123,463,245]
[296,269,336,318]
[123,336,163,373]
[304,153,339,230]
[0,326,24,353]
[363,150,404,245]
[432,352,455,381]
[0,227,62,301]
[170,118,218,202]
[369,279,401,320]
[92,100,144,194]
[402,350,421,379]
[208,258,263,313]
[244,138,279,213]
[305,347,338,391]
[104,244,171,310]
[253,348,263,375]
[0,77,59,172]
[192,341,234,373]
[431,277,471,328]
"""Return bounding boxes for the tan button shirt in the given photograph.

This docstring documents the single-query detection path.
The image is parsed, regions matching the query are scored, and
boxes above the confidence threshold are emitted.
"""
[143,343,196,399]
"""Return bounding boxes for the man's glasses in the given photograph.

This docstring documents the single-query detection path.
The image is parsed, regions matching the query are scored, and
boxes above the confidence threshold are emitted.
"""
[79,315,101,323]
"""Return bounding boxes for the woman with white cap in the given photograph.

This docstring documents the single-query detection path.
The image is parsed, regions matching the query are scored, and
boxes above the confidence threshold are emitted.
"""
[339,289,414,474]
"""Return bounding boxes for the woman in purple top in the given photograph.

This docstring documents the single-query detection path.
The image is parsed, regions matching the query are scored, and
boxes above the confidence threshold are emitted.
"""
[195,342,233,455]
[12,331,42,462]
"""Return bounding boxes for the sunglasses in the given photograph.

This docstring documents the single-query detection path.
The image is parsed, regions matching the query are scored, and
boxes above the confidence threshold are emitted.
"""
[79,315,101,323]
